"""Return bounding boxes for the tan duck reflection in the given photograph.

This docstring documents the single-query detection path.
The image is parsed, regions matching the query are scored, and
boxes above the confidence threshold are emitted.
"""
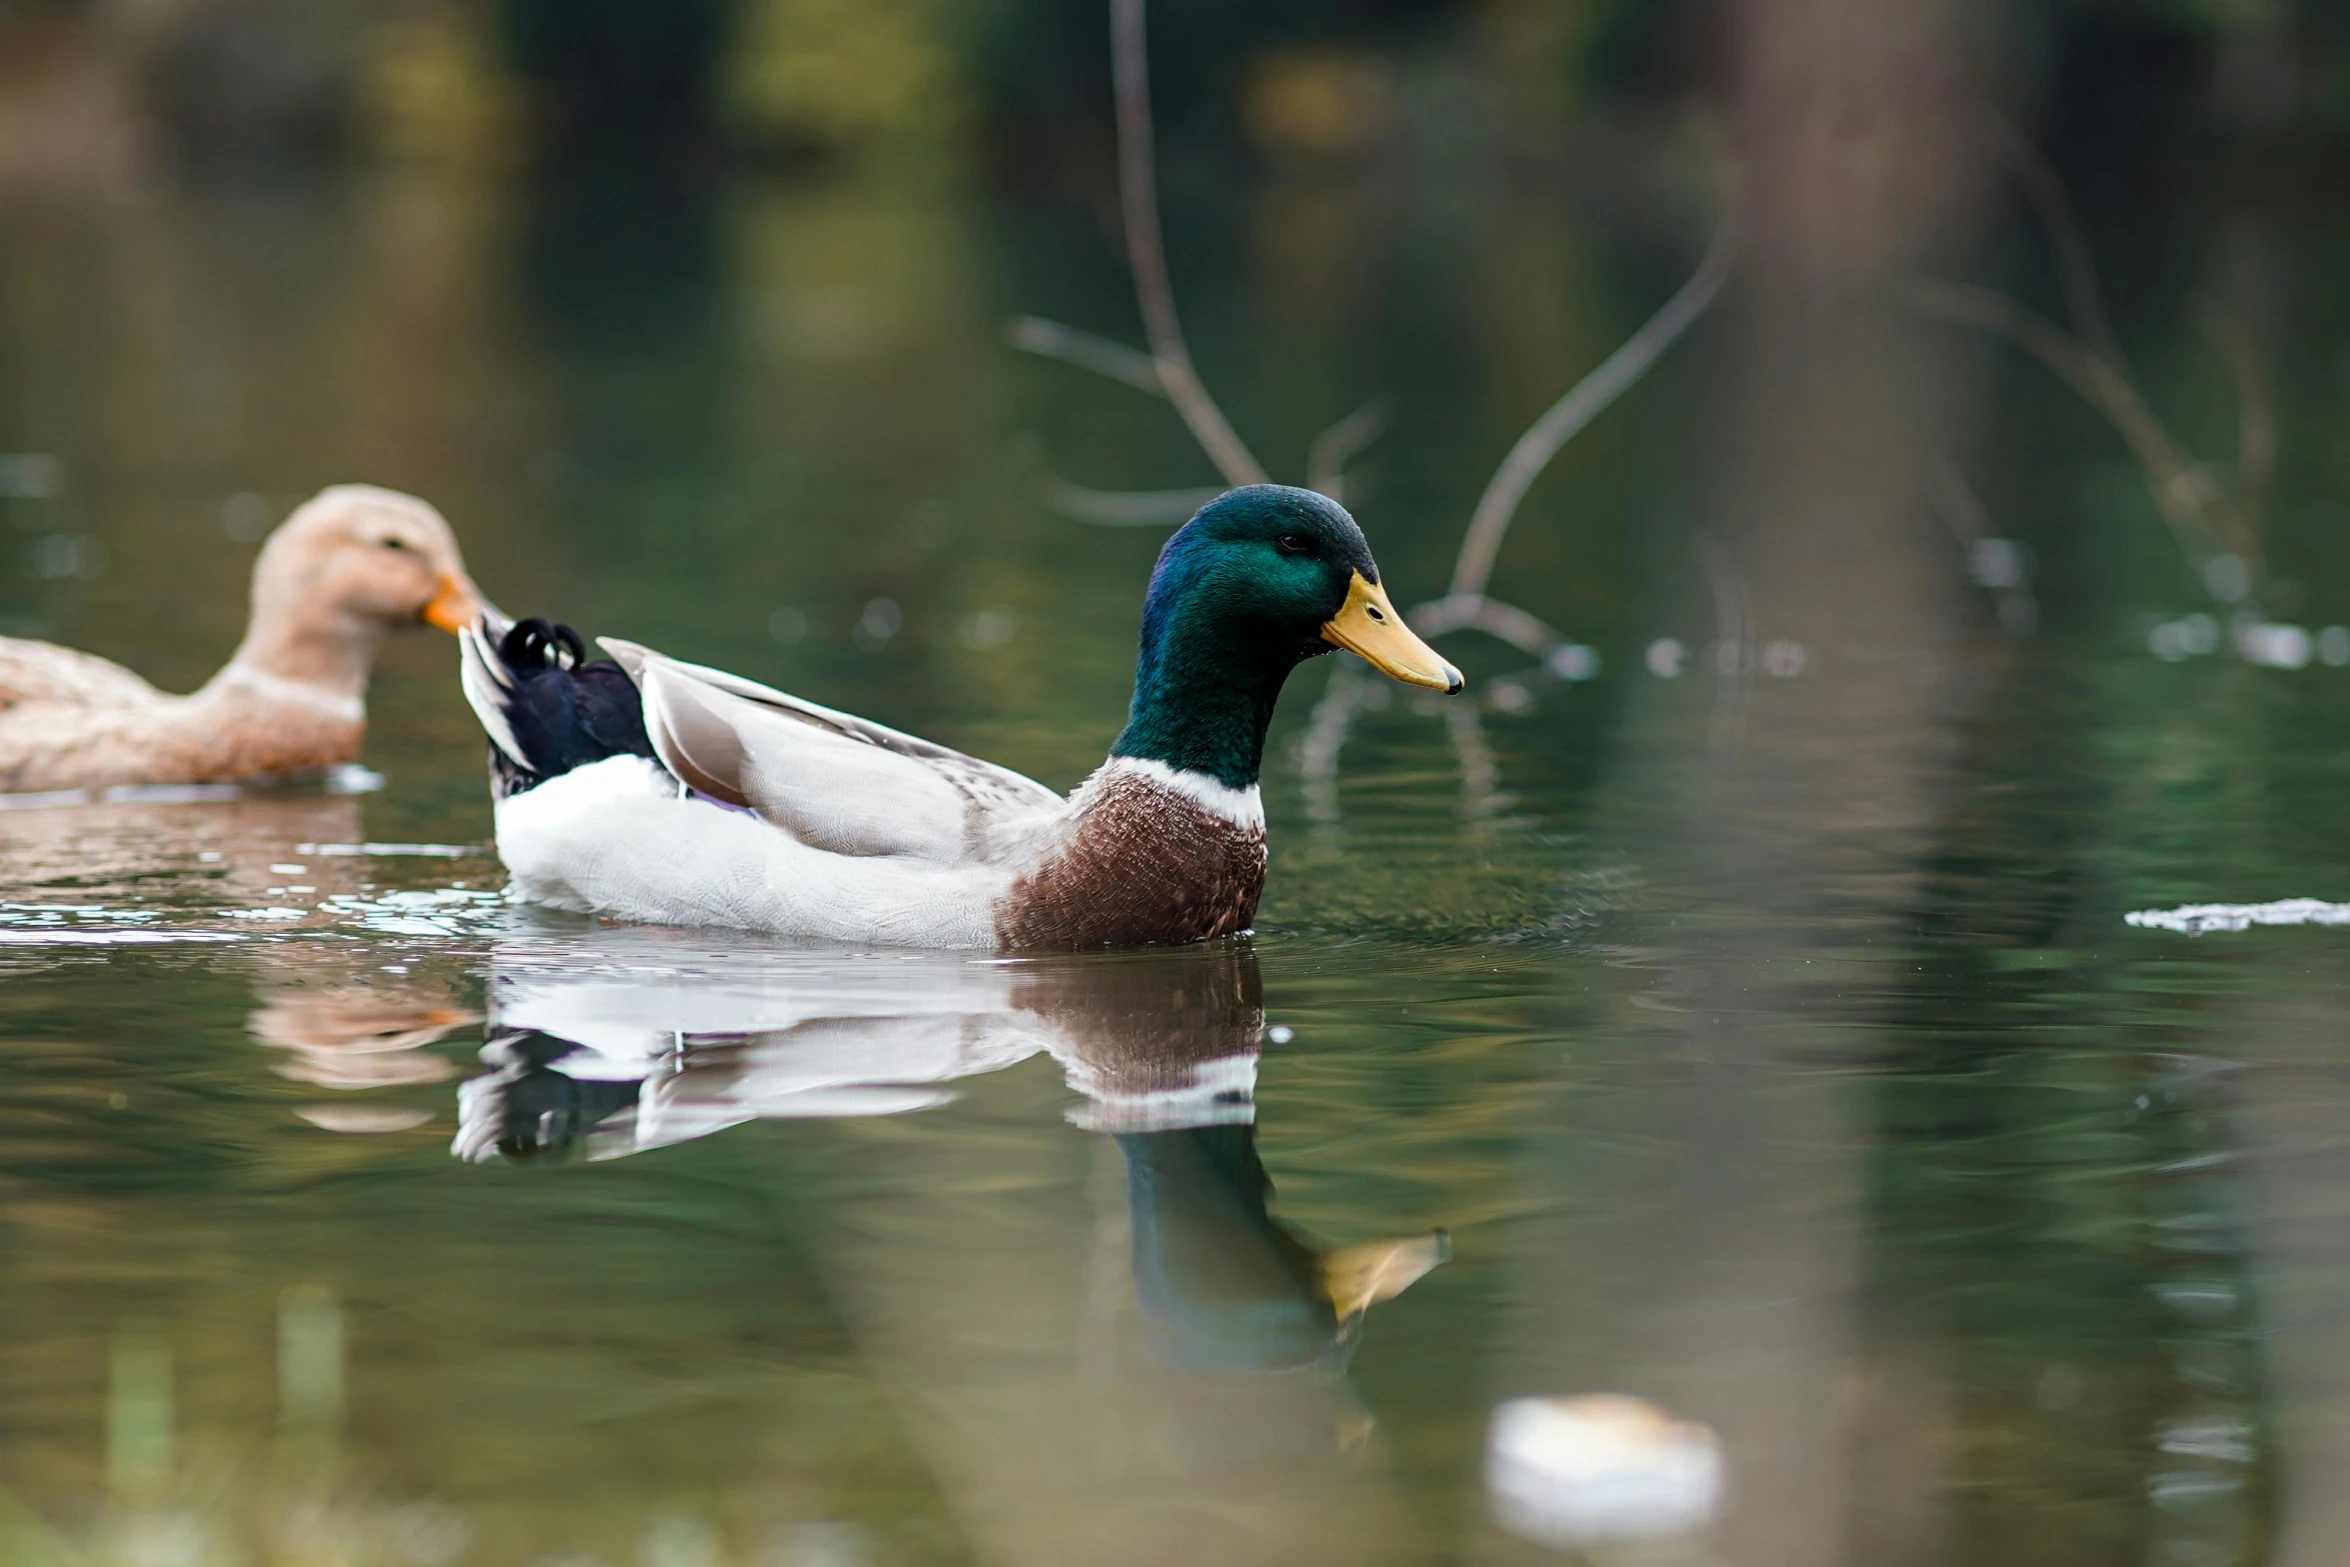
[250,984,476,1091]
[245,955,478,1133]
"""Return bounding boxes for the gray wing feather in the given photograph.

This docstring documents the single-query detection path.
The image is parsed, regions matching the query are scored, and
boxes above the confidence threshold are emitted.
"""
[604,636,1060,812]
[628,647,1061,865]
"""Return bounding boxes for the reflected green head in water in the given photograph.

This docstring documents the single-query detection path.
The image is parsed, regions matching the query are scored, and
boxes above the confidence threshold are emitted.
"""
[1112,485,1463,790]
[1119,1122,1449,1385]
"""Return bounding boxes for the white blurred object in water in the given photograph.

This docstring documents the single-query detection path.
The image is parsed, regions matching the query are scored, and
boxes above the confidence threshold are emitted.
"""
[1485,1393,1723,1549]
[961,605,1019,649]
[2126,897,2350,935]
[2149,613,2222,662]
[1546,643,1599,682]
[324,763,386,794]
[1644,638,1685,678]
[2203,553,2249,603]
[1966,536,2031,589]
[1487,677,1533,714]
[2235,618,2312,669]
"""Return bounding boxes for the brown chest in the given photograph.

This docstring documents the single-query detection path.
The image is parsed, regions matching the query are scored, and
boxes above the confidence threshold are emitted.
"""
[995,776,1266,950]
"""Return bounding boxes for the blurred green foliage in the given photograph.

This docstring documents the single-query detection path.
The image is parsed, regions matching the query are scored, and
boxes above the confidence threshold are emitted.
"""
[0,0,2346,177]
[478,0,2350,165]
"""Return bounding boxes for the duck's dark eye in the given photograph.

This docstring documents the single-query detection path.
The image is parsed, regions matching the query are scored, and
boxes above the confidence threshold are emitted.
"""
[1275,533,1309,556]
[379,536,411,553]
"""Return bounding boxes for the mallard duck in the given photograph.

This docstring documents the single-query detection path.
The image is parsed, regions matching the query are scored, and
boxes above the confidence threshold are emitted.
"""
[0,484,486,794]
[459,484,1461,949]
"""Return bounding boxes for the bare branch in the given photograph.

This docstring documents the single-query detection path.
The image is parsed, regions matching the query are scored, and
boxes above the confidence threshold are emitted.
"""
[1449,200,1741,599]
[1307,403,1386,502]
[1444,702,1504,819]
[1902,277,2253,579]
[1298,657,1367,823]
[1110,0,1269,488]
[1036,470,1225,527]
[1408,593,1569,659]
[1006,315,1167,397]
[1975,114,2126,371]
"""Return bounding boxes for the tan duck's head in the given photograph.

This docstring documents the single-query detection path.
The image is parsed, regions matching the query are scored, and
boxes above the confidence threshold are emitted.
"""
[233,485,487,697]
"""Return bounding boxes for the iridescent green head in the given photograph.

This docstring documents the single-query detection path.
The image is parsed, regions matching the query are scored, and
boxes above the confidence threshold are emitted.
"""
[1112,485,1462,789]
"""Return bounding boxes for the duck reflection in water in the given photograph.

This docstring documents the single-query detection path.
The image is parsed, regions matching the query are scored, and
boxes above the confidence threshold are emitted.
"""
[452,935,1271,1158]
[448,932,1445,1453]
[250,981,476,1136]
[1111,1116,1449,1463]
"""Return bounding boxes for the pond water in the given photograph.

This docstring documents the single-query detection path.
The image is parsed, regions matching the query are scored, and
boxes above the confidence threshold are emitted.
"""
[2,153,2350,1567]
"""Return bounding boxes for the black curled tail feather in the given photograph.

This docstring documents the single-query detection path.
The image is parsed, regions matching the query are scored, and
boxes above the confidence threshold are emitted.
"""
[502,617,586,673]
[459,616,659,799]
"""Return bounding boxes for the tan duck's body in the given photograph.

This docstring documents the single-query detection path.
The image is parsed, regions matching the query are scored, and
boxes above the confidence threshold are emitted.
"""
[0,485,483,794]
[0,650,363,793]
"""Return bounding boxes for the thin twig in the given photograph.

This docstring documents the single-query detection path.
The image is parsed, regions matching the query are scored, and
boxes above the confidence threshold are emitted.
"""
[1006,316,1167,396]
[1975,114,2126,372]
[1038,472,1225,527]
[1110,0,1268,488]
[1445,701,1504,820]
[1408,594,1570,659]
[1903,277,2252,579]
[1298,657,1368,823]
[1448,201,1742,600]
[1306,403,1386,502]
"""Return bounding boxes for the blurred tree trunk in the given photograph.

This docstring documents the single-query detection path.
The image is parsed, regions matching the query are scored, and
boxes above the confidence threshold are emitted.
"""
[1483,1,2005,1563]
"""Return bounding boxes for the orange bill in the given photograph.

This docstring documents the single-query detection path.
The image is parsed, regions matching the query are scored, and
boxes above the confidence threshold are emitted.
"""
[422,573,484,634]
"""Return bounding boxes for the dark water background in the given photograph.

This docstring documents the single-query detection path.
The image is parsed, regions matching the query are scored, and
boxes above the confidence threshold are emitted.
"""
[0,141,2346,1566]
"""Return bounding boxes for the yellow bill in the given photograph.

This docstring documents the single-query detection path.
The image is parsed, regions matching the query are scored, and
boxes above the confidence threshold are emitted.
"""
[1320,571,1463,692]
[422,573,485,634]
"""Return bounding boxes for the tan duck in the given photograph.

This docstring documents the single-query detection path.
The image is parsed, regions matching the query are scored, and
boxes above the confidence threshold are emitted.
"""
[0,484,485,794]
